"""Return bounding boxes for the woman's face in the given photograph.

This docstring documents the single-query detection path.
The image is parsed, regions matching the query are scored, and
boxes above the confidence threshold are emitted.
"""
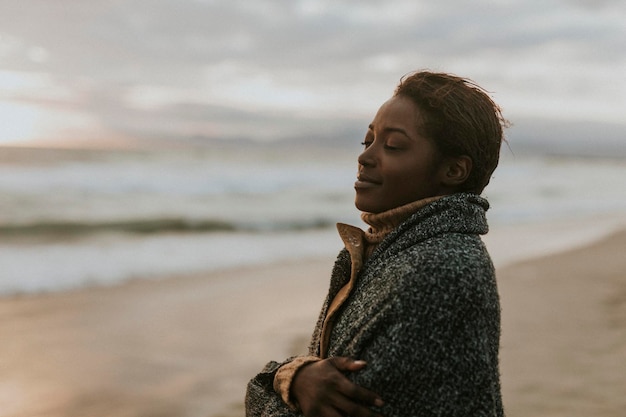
[354,95,448,214]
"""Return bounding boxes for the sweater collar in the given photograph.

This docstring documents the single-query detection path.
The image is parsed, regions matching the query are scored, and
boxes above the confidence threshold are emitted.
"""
[360,196,443,246]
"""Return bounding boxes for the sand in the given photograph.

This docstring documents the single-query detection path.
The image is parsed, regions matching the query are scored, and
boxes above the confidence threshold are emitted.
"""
[1,228,625,417]
[499,230,626,416]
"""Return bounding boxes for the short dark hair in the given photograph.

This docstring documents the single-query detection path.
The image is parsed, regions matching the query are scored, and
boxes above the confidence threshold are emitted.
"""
[394,71,507,194]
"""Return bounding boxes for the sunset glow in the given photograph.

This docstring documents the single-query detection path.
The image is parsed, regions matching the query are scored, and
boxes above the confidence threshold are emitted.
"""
[0,1,624,148]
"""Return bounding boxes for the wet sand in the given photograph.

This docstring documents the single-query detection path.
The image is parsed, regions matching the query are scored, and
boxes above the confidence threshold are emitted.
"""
[1,229,625,417]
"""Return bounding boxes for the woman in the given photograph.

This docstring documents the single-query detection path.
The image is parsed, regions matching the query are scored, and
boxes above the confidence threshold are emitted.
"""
[246,71,507,417]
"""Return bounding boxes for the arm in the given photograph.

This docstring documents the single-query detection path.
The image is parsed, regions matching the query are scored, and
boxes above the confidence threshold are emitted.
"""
[246,249,385,417]
[291,357,384,417]
[346,263,502,417]
[246,356,385,417]
[246,360,293,417]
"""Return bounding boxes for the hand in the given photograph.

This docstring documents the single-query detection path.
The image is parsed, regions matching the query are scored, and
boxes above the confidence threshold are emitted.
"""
[291,356,384,417]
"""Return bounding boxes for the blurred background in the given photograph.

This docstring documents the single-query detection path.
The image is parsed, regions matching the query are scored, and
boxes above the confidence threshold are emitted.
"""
[1,1,625,416]
[1,0,625,294]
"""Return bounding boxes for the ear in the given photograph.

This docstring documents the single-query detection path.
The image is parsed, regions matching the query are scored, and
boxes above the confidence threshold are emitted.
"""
[440,155,472,188]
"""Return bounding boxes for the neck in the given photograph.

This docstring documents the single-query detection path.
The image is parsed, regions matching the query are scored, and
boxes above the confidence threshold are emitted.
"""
[361,196,443,245]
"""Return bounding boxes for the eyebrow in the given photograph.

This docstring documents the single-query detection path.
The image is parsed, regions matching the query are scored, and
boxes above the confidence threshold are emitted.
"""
[368,124,412,139]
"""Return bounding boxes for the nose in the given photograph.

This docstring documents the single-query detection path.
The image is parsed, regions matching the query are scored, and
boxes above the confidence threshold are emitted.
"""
[358,144,376,167]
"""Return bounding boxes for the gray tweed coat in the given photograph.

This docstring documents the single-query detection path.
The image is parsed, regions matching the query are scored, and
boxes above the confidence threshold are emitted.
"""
[246,193,504,417]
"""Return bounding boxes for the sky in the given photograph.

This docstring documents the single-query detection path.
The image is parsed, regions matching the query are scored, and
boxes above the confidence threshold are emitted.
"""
[0,0,625,150]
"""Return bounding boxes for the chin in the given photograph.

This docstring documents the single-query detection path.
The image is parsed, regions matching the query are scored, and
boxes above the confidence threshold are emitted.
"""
[355,199,381,214]
[354,199,369,213]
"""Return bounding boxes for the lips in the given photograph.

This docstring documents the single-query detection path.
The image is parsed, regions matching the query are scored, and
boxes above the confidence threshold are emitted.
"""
[355,173,382,189]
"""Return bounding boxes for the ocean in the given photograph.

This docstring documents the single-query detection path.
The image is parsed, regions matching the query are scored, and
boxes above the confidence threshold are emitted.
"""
[1,143,625,295]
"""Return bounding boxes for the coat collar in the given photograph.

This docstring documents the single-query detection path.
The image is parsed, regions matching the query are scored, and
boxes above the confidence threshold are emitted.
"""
[366,193,489,264]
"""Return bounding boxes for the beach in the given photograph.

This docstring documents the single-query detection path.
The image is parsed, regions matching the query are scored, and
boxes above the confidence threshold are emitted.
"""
[499,229,626,417]
[1,220,625,417]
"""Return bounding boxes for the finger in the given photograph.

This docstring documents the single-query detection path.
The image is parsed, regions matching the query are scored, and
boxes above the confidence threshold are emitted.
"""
[327,358,384,407]
[339,378,384,408]
[306,403,345,417]
[334,393,384,417]
[330,356,368,372]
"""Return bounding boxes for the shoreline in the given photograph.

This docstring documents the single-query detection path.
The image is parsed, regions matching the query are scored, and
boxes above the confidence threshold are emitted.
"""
[484,211,626,269]
[3,210,626,298]
[1,223,625,416]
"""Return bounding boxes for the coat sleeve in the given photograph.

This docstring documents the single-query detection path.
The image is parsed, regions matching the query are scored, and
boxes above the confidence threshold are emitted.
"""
[245,359,302,417]
[345,256,503,417]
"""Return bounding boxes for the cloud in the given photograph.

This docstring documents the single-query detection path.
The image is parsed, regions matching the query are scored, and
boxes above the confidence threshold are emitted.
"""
[0,0,624,145]
[508,117,626,157]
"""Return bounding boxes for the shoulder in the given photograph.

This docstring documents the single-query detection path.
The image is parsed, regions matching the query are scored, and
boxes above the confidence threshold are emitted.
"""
[413,233,494,276]
[373,233,497,308]
[386,232,494,281]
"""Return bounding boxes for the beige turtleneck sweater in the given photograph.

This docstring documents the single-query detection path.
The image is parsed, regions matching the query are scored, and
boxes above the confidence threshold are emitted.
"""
[273,196,442,409]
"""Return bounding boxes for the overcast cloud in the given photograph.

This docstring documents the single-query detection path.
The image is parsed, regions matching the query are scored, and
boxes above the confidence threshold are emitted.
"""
[0,0,625,147]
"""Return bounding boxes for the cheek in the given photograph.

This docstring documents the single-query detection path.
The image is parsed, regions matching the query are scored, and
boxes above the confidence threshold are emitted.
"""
[387,162,426,184]
[383,168,418,197]
[386,163,435,195]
